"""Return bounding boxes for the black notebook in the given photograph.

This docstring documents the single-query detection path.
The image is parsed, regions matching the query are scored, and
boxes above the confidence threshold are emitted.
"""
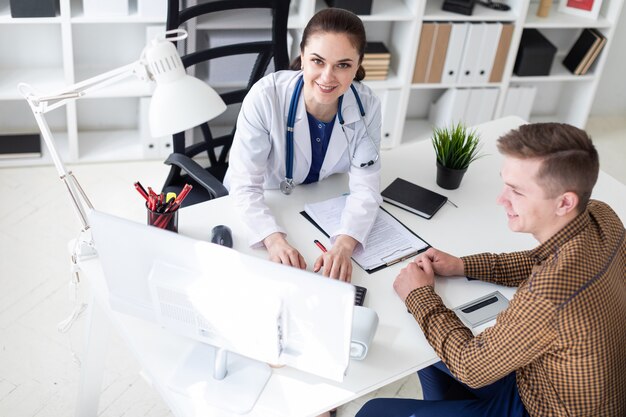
[382,178,447,219]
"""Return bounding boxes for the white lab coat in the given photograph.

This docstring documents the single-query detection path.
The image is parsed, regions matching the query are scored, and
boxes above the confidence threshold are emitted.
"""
[224,70,382,247]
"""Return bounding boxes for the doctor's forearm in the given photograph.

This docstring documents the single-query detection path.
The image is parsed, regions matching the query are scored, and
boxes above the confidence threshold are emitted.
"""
[333,235,358,254]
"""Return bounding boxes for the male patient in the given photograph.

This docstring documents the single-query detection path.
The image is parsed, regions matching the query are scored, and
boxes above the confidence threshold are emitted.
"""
[356,123,625,417]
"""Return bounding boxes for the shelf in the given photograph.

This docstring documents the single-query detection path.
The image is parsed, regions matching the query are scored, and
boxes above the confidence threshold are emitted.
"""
[423,0,518,22]
[70,15,166,24]
[0,15,61,24]
[510,53,596,82]
[0,131,69,167]
[0,0,620,165]
[313,0,416,21]
[410,81,504,89]
[525,3,613,28]
[0,68,66,99]
[194,7,307,30]
[77,130,143,162]
[72,69,154,97]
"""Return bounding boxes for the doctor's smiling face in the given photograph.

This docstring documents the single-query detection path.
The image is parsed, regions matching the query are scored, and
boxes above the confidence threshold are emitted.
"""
[300,32,361,121]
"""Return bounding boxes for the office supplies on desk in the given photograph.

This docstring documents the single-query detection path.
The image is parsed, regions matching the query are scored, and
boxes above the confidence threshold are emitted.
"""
[382,178,448,219]
[302,195,429,273]
[210,225,233,248]
[89,210,356,413]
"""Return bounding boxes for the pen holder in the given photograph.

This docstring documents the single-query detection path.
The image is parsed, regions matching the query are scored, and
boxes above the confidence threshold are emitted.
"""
[147,204,179,233]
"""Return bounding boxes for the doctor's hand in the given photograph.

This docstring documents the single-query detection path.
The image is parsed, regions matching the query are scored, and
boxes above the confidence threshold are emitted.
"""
[393,256,435,302]
[414,247,464,277]
[313,235,357,282]
[263,232,307,270]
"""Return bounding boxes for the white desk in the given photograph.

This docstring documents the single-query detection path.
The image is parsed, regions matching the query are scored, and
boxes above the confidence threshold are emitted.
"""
[76,116,626,417]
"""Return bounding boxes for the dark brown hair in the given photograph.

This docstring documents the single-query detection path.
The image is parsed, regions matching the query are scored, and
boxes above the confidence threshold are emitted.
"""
[497,123,599,212]
[289,8,366,81]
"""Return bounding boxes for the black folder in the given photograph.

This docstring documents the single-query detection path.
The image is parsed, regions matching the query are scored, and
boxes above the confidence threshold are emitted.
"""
[381,178,448,219]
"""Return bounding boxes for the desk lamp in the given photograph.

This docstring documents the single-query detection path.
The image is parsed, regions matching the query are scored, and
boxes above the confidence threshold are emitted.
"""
[18,29,227,260]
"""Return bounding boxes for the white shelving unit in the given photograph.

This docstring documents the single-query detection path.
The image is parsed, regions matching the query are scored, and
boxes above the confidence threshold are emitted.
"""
[0,0,623,166]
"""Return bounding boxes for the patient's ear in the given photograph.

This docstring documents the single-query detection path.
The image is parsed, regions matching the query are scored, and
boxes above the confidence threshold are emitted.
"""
[555,191,579,216]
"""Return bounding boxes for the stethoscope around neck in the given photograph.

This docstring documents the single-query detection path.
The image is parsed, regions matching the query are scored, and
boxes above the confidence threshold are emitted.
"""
[279,75,379,195]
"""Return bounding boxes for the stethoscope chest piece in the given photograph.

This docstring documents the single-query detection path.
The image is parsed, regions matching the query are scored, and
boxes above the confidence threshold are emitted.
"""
[280,178,295,195]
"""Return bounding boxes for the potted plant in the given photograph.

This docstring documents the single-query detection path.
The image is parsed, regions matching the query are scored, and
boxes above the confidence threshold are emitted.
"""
[431,122,483,190]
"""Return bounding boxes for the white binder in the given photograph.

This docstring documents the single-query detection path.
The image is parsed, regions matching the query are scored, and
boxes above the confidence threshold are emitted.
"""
[517,86,537,121]
[473,88,499,125]
[441,23,469,85]
[474,23,503,84]
[429,88,471,128]
[457,23,486,85]
[502,86,536,121]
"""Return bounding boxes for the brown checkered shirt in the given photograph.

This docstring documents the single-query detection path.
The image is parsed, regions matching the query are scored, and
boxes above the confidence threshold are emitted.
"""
[406,200,626,417]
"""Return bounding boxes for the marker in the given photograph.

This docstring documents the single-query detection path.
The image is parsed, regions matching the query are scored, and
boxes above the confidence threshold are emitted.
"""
[314,239,327,253]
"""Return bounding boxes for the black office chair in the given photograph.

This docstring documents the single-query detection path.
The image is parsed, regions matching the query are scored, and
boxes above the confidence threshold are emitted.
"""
[162,0,291,206]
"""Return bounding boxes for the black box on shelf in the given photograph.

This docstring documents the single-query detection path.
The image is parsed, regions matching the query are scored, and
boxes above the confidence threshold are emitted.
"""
[442,0,475,16]
[514,29,557,76]
[10,0,59,17]
[324,0,373,15]
[0,134,42,159]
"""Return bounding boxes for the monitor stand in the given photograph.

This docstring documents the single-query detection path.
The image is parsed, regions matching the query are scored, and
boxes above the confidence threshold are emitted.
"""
[168,342,271,414]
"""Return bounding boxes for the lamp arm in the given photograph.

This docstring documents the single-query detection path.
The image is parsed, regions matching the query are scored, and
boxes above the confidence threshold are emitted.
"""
[17,61,150,234]
[20,61,146,114]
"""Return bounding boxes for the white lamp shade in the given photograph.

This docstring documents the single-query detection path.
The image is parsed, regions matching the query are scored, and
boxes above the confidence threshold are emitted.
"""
[149,75,227,137]
[144,35,227,137]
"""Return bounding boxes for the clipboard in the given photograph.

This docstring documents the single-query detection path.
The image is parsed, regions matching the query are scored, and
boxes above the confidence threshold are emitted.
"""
[300,206,430,274]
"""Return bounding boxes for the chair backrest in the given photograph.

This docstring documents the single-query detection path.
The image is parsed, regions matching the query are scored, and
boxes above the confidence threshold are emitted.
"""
[162,0,291,202]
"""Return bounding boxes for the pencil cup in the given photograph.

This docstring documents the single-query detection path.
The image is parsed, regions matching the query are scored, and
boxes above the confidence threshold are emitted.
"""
[147,205,179,233]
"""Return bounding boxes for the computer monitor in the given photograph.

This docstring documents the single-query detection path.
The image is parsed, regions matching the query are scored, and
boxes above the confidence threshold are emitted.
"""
[88,210,355,414]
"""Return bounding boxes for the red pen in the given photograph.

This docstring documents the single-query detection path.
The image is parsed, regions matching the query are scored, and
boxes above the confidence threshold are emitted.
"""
[314,239,327,253]
[134,182,149,201]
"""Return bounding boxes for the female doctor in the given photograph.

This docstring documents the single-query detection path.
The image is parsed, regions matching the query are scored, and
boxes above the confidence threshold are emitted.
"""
[224,8,382,282]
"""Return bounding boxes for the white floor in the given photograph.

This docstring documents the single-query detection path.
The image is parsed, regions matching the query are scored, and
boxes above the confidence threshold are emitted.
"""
[1,116,625,417]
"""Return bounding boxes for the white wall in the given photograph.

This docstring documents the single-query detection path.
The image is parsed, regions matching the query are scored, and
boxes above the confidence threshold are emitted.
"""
[591,5,626,116]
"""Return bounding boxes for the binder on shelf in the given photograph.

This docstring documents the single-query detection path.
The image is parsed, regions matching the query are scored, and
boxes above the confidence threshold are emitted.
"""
[428,88,471,128]
[427,23,452,84]
[441,23,469,84]
[457,23,486,84]
[473,23,502,84]
[579,36,606,75]
[413,23,436,83]
[382,178,448,219]
[464,88,499,126]
[502,86,536,121]
[475,88,499,125]
[0,133,41,159]
[562,28,606,75]
[489,24,514,83]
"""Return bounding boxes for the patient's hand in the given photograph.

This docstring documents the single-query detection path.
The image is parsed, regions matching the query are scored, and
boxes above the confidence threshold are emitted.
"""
[414,247,464,277]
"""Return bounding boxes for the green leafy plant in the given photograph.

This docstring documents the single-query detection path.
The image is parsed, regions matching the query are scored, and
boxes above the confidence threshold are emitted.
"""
[432,122,483,170]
